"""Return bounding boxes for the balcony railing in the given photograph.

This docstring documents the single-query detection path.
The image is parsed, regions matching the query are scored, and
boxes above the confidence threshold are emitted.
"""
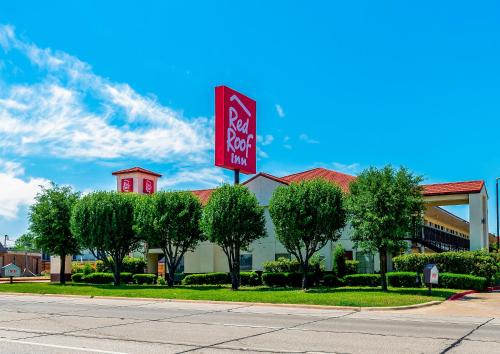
[413,225,470,252]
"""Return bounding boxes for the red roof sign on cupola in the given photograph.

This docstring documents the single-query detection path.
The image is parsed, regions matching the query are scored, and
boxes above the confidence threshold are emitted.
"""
[111,167,162,177]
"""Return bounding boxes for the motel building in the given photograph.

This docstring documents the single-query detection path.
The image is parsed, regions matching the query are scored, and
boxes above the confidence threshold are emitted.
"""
[113,166,492,275]
[51,166,493,280]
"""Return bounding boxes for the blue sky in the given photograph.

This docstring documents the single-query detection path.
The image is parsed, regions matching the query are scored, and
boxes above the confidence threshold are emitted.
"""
[0,1,499,239]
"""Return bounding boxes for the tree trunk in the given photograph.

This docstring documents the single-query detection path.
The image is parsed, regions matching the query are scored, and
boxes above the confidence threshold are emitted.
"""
[59,254,66,285]
[301,261,309,289]
[230,248,241,290]
[113,259,121,286]
[379,248,388,291]
[167,263,176,287]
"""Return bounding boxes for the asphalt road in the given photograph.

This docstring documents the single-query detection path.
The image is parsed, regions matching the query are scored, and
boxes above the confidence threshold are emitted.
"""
[0,293,499,353]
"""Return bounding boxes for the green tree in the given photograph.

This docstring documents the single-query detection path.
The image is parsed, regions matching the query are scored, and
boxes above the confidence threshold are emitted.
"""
[13,233,37,251]
[135,191,203,287]
[29,183,80,284]
[269,179,347,289]
[348,166,424,291]
[200,184,266,290]
[71,191,141,286]
[332,244,347,278]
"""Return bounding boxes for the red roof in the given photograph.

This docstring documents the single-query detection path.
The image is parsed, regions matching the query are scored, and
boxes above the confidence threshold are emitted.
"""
[189,168,485,204]
[191,188,215,205]
[422,180,484,196]
[112,167,162,177]
[281,168,356,193]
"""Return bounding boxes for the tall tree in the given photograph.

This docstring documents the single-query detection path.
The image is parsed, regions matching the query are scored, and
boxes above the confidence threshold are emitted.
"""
[348,166,424,291]
[200,184,266,290]
[13,233,37,252]
[71,191,141,286]
[269,179,347,289]
[135,191,203,287]
[29,183,80,284]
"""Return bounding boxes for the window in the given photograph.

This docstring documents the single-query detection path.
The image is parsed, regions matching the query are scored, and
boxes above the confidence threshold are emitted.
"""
[275,253,291,260]
[345,251,353,260]
[240,254,252,271]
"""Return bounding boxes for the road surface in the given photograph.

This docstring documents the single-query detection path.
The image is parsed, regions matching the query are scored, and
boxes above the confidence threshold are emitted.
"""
[0,292,499,353]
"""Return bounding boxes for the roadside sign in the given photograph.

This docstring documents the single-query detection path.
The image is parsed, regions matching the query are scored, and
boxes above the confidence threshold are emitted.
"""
[215,86,256,175]
[1,263,21,283]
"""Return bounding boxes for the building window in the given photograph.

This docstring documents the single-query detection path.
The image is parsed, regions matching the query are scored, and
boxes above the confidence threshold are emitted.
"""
[345,251,353,260]
[275,253,291,260]
[240,254,252,271]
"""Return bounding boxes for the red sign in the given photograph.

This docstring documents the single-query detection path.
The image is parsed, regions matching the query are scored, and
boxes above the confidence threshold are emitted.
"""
[121,178,134,193]
[215,86,256,174]
[143,178,154,194]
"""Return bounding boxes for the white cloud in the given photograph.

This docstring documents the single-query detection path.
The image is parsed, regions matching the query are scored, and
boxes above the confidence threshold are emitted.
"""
[0,25,211,163]
[257,148,269,159]
[158,167,228,190]
[331,162,362,175]
[0,159,50,220]
[257,134,274,146]
[299,133,319,144]
[275,104,285,118]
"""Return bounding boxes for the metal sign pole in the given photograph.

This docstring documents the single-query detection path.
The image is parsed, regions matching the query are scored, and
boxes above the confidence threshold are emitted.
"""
[234,169,240,185]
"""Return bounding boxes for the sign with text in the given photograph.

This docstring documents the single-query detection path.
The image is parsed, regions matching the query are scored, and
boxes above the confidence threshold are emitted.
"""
[215,86,256,174]
[1,263,21,278]
[143,178,154,194]
[121,178,134,193]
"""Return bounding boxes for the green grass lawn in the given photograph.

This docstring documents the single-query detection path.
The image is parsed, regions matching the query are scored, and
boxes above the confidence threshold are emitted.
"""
[0,283,459,307]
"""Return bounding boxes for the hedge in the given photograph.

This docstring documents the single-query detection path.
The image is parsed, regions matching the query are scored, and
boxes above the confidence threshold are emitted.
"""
[262,272,317,287]
[240,272,262,286]
[133,274,157,285]
[438,273,487,291]
[344,274,381,287]
[82,272,114,284]
[71,273,85,283]
[393,251,499,282]
[262,258,300,273]
[120,272,134,284]
[346,260,359,275]
[182,272,230,285]
[262,272,287,287]
[322,274,344,287]
[387,272,420,288]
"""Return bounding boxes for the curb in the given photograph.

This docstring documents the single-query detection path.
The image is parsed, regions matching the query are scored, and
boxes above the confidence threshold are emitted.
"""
[447,290,477,301]
[0,291,443,312]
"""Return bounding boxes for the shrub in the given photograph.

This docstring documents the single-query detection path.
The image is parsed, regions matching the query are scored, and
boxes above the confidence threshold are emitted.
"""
[393,251,499,282]
[71,262,95,275]
[82,272,114,284]
[438,273,487,291]
[157,276,166,286]
[344,274,381,287]
[182,272,230,285]
[240,272,262,286]
[332,244,347,278]
[120,272,134,284]
[345,260,359,275]
[387,272,420,288]
[322,274,344,287]
[95,257,146,274]
[71,273,85,283]
[262,272,317,287]
[495,272,500,286]
[262,272,287,287]
[133,274,157,285]
[262,257,300,273]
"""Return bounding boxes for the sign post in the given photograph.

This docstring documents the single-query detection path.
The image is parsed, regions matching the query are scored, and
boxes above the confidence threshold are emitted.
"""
[215,85,257,183]
[1,263,21,284]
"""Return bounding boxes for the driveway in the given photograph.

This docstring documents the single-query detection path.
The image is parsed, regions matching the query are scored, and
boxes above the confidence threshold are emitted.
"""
[0,292,498,353]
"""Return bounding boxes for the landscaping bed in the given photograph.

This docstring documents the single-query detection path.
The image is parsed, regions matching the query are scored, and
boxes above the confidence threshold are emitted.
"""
[0,283,459,307]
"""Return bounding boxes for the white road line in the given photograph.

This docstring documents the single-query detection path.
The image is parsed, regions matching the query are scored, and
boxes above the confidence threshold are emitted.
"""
[0,337,127,354]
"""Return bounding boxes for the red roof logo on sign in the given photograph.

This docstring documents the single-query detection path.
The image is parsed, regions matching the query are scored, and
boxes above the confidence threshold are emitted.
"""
[143,178,154,194]
[121,178,134,193]
[215,86,256,174]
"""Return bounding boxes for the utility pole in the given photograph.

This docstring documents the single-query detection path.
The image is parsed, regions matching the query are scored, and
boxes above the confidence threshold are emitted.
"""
[3,234,8,248]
